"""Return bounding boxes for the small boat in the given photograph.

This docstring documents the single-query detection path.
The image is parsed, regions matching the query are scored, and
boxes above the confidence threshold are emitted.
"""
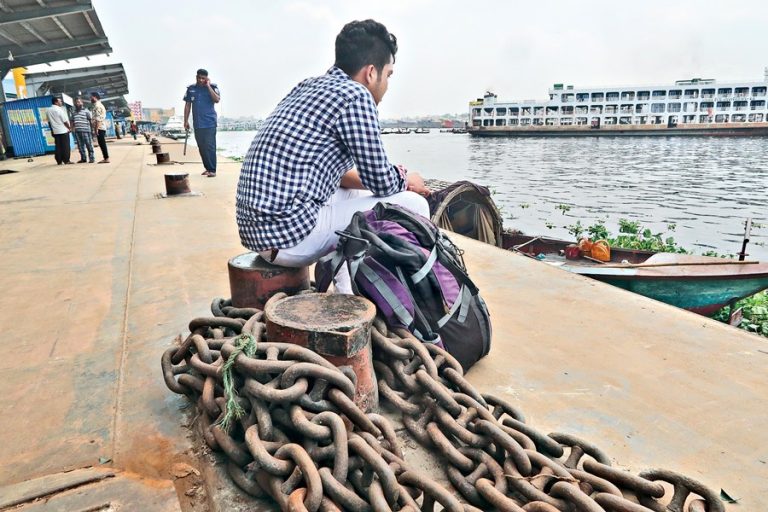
[161,116,188,140]
[502,233,768,316]
[414,127,430,134]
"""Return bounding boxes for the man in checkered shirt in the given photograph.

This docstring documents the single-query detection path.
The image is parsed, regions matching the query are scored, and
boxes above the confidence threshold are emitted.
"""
[236,19,430,292]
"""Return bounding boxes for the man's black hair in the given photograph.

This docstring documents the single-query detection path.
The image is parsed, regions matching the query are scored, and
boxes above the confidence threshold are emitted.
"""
[51,97,59,105]
[91,92,100,99]
[334,19,397,76]
[197,68,208,76]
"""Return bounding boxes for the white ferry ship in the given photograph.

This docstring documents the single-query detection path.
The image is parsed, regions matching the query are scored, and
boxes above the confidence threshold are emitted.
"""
[468,70,768,136]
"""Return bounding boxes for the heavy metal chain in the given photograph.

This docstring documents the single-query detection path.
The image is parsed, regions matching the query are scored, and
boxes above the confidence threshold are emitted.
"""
[161,293,723,512]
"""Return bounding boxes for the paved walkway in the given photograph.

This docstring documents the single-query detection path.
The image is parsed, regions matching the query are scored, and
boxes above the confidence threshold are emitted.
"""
[0,138,764,509]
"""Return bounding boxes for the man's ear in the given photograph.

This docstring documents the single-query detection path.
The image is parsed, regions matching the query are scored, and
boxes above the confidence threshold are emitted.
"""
[363,64,377,86]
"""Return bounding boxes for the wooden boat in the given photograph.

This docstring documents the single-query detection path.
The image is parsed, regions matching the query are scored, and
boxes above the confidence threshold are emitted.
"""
[503,233,768,316]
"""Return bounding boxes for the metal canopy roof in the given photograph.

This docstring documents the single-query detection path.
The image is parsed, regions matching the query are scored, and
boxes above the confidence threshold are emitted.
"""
[24,63,128,98]
[0,0,111,77]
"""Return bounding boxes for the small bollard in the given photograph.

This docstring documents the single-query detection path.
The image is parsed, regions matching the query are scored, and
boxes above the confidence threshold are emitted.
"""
[156,152,171,164]
[265,293,379,412]
[151,144,163,154]
[228,252,309,309]
[164,172,191,195]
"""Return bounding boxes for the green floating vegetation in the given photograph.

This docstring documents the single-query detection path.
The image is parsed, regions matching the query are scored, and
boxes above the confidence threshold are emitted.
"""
[566,218,687,253]
[564,217,767,337]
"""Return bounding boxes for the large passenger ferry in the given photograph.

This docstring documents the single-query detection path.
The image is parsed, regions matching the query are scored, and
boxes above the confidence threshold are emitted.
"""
[468,70,768,136]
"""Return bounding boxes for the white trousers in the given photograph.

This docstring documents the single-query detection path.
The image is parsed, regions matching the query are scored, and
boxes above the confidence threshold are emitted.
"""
[259,188,430,292]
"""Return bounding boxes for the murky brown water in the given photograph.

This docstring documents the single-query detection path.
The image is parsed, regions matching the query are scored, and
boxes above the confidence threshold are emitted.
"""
[219,131,767,259]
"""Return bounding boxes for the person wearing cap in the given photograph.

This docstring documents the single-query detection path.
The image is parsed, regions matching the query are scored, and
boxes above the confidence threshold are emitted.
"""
[183,69,221,177]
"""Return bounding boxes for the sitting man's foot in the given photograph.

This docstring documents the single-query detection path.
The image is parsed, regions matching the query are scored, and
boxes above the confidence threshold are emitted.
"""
[77,159,87,163]
[98,159,110,164]
[64,161,75,165]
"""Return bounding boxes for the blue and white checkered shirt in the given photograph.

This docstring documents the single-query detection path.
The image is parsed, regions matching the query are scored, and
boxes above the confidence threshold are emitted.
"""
[236,66,406,251]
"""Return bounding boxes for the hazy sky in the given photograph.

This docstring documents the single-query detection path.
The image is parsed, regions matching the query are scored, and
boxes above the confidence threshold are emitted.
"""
[26,0,768,119]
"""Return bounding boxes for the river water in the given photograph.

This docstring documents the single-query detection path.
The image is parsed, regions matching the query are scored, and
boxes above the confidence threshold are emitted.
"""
[215,130,767,260]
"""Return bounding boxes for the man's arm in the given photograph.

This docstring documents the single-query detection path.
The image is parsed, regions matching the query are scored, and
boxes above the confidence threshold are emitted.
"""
[183,102,191,131]
[334,93,405,197]
[340,167,430,196]
[205,79,220,103]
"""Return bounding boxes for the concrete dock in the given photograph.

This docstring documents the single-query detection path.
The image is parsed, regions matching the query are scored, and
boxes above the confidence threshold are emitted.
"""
[0,138,765,510]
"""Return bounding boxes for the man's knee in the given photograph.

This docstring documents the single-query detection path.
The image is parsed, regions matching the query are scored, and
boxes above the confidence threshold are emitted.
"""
[388,190,430,218]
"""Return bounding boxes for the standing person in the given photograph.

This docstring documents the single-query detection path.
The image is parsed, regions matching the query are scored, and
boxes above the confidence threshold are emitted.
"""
[46,97,73,165]
[236,19,430,293]
[90,92,110,164]
[72,98,95,163]
[129,120,138,140]
[183,69,220,177]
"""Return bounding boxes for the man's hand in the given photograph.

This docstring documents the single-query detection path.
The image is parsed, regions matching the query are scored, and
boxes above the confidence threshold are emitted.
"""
[406,172,430,197]
[184,120,190,131]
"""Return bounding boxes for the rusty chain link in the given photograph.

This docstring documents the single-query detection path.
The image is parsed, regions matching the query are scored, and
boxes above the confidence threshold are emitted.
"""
[161,294,724,512]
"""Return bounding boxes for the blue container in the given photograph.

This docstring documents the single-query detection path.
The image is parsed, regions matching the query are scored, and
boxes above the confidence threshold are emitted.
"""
[105,111,116,138]
[2,95,75,157]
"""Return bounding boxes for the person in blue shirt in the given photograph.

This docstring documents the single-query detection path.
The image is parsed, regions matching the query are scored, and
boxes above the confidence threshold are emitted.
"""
[183,68,220,177]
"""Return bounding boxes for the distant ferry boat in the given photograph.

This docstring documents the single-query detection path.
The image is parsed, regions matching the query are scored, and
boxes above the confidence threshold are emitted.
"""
[468,71,768,136]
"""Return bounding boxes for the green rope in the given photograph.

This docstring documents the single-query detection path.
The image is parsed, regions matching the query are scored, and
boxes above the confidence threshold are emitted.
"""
[216,332,257,432]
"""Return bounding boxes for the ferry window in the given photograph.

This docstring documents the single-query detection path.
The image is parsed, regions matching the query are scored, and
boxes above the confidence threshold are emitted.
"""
[472,108,481,116]
[717,88,732,96]
[545,118,557,125]
[635,103,648,113]
[509,119,519,125]
[576,93,589,102]
[560,117,573,125]
[619,117,631,124]
[652,90,666,98]
[620,104,633,112]
[683,102,698,112]
[591,92,604,101]
[606,92,619,101]
[533,107,544,116]
[698,115,711,123]
[590,105,603,113]
[748,113,764,122]
[668,89,682,98]
[734,87,749,96]
[533,118,543,125]
[495,119,507,126]
[484,107,494,115]
[561,94,574,102]
[732,114,746,122]
[752,87,767,96]
[520,118,531,125]
[701,88,715,98]
[684,89,699,98]
[651,103,666,113]
[733,101,748,109]
[561,106,574,114]
[751,100,765,108]
[621,91,635,100]
[472,119,481,127]
[496,107,507,115]
[715,114,729,122]
[700,101,714,109]
[716,101,730,110]
[576,117,588,125]
[604,117,617,125]
[605,104,618,113]
[546,106,559,115]
[637,91,650,100]
[668,103,681,112]
[483,119,492,126]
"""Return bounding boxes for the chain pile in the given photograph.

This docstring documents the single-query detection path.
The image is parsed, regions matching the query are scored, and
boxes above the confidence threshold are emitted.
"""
[162,293,724,512]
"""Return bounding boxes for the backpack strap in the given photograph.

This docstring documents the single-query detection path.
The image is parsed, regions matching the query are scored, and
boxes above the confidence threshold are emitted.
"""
[410,245,438,284]
[358,261,414,328]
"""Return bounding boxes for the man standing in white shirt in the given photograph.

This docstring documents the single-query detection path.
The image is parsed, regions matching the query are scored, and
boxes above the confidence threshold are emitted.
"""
[46,97,73,165]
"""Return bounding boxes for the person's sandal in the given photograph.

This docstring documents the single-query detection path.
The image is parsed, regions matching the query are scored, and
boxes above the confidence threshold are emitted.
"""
[206,173,216,178]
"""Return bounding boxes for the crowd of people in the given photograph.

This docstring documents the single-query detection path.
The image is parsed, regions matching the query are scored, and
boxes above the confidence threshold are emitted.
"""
[45,92,113,165]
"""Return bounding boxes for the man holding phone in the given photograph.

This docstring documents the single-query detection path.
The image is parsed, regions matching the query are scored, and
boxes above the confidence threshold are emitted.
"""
[183,69,220,177]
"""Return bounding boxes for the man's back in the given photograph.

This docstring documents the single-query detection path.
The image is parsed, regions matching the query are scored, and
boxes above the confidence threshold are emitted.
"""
[47,106,68,135]
[236,66,403,252]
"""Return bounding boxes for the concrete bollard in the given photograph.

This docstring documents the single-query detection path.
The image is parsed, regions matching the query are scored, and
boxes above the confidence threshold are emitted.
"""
[156,152,171,164]
[265,293,379,412]
[164,173,191,195]
[228,252,309,309]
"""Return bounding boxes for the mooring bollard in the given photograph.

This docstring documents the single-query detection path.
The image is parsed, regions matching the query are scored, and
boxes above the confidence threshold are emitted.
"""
[156,152,171,164]
[228,252,310,309]
[151,144,162,154]
[265,293,379,412]
[164,172,191,195]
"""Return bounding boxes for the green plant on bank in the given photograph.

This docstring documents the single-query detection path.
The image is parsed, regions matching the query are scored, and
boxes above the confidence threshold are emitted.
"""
[712,291,768,336]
